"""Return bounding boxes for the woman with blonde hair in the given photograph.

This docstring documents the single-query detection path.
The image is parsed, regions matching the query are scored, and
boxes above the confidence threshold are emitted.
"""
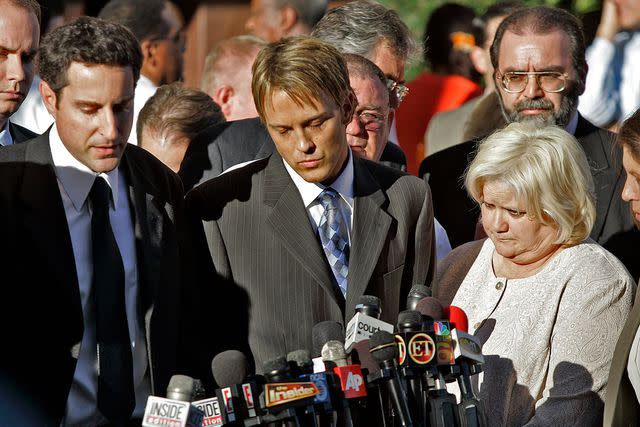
[436,122,635,426]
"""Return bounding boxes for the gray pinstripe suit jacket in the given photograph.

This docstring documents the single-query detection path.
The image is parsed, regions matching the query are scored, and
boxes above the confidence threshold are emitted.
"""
[186,153,435,370]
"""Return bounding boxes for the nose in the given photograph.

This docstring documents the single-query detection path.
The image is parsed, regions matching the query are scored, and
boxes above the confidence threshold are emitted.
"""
[294,129,315,153]
[346,114,364,136]
[487,209,509,233]
[622,174,639,202]
[6,55,25,83]
[523,74,544,98]
[99,109,119,141]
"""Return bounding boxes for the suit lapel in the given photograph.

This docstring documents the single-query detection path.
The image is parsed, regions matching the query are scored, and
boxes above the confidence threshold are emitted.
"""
[121,149,163,310]
[574,115,620,240]
[263,155,341,306]
[21,133,82,323]
[346,158,392,312]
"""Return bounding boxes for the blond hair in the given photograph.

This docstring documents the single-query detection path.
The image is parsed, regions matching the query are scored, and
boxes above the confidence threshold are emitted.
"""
[465,122,595,244]
[252,36,352,120]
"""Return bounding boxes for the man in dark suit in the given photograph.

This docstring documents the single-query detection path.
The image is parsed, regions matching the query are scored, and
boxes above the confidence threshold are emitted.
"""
[0,17,201,426]
[187,36,434,370]
[0,0,40,145]
[420,6,637,277]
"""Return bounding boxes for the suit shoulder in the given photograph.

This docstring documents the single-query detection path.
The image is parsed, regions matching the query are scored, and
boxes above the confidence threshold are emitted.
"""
[186,156,269,219]
[361,157,428,194]
[0,140,28,162]
[124,144,182,192]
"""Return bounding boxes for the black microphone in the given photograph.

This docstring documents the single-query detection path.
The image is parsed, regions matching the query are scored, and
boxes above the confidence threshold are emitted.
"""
[406,285,431,311]
[369,331,414,427]
[396,310,427,427]
[312,320,345,372]
[212,350,251,425]
[345,295,394,353]
[289,349,337,427]
[141,375,204,427]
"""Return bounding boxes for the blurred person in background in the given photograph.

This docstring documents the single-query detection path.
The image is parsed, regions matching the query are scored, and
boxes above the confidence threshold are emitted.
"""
[396,3,483,175]
[99,0,185,145]
[426,1,523,157]
[436,122,634,426]
[0,0,40,145]
[138,82,224,172]
[200,35,265,122]
[604,108,640,425]
[578,0,640,129]
[245,0,327,42]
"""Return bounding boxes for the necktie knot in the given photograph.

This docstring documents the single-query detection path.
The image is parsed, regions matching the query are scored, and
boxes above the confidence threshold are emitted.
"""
[90,176,112,212]
[318,187,339,210]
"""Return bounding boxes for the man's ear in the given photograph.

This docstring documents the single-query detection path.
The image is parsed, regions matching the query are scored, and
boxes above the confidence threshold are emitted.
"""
[576,64,588,96]
[279,6,298,34]
[140,39,154,63]
[387,108,395,130]
[213,85,234,119]
[40,80,58,117]
[469,46,489,75]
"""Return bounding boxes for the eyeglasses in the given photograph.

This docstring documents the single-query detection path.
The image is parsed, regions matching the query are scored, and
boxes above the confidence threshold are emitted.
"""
[387,79,410,103]
[498,71,569,93]
[353,110,386,131]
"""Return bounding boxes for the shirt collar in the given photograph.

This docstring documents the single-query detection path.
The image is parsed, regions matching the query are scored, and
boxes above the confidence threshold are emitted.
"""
[0,121,13,147]
[283,148,354,209]
[565,111,579,136]
[137,74,157,91]
[49,123,120,212]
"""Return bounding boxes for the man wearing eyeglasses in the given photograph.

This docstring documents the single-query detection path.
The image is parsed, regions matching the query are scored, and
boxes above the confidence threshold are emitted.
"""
[422,6,637,278]
[99,0,185,145]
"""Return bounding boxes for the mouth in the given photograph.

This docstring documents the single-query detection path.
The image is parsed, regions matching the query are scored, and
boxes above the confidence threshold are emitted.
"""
[92,144,121,157]
[1,91,24,101]
[517,107,551,115]
[298,158,322,168]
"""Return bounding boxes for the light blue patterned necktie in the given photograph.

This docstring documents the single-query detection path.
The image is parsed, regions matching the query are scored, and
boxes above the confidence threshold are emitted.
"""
[317,187,350,296]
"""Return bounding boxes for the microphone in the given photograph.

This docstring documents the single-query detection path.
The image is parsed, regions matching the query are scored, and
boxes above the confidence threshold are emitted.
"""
[449,308,486,427]
[396,310,427,427]
[290,349,337,427]
[142,375,205,427]
[406,285,431,311]
[212,350,251,425]
[312,321,345,372]
[369,330,413,427]
[345,295,394,353]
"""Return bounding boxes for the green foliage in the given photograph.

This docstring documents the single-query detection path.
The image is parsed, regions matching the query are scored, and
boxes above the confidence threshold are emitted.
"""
[378,0,602,81]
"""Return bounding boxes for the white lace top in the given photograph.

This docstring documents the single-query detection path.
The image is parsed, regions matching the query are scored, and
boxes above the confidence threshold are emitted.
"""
[451,238,635,426]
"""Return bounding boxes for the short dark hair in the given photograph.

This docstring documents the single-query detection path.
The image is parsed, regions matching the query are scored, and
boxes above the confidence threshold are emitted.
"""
[138,82,224,146]
[98,0,170,42]
[490,7,587,81]
[4,0,41,26]
[39,16,143,94]
[472,1,524,48]
[619,109,640,160]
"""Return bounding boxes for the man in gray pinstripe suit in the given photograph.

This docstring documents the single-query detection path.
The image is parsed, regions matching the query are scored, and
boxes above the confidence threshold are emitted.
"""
[186,36,435,370]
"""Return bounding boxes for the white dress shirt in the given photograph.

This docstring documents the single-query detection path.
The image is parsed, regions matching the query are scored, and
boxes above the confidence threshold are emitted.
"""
[49,124,150,425]
[579,32,640,126]
[628,322,640,405]
[10,75,55,134]
[283,149,355,241]
[130,74,158,145]
[0,120,12,146]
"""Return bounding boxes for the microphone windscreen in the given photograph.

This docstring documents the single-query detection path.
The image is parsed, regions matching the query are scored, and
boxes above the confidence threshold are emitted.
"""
[415,297,444,320]
[350,340,378,373]
[369,330,397,363]
[356,295,381,308]
[211,350,249,387]
[287,349,312,367]
[312,321,345,357]
[397,310,423,329]
[321,340,347,366]
[446,305,469,333]
[262,356,288,376]
[166,375,194,401]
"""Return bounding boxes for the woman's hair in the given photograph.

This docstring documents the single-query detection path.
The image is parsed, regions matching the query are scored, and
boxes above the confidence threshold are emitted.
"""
[465,122,595,244]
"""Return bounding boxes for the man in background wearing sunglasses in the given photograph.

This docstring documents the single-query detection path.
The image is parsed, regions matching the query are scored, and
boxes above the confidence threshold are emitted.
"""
[421,6,638,278]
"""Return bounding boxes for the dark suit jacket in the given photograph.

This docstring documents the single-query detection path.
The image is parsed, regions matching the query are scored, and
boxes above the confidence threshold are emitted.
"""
[604,290,640,426]
[0,133,201,425]
[186,153,435,370]
[179,117,407,191]
[419,115,638,277]
[8,121,38,144]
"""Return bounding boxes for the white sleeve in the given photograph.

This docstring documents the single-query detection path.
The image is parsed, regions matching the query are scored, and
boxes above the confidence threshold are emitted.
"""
[578,37,620,126]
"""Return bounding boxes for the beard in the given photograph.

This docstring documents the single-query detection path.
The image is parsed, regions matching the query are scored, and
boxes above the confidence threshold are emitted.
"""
[498,84,580,128]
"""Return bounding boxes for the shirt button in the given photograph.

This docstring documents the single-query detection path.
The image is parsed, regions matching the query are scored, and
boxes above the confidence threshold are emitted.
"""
[495,281,504,290]
[473,322,481,330]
